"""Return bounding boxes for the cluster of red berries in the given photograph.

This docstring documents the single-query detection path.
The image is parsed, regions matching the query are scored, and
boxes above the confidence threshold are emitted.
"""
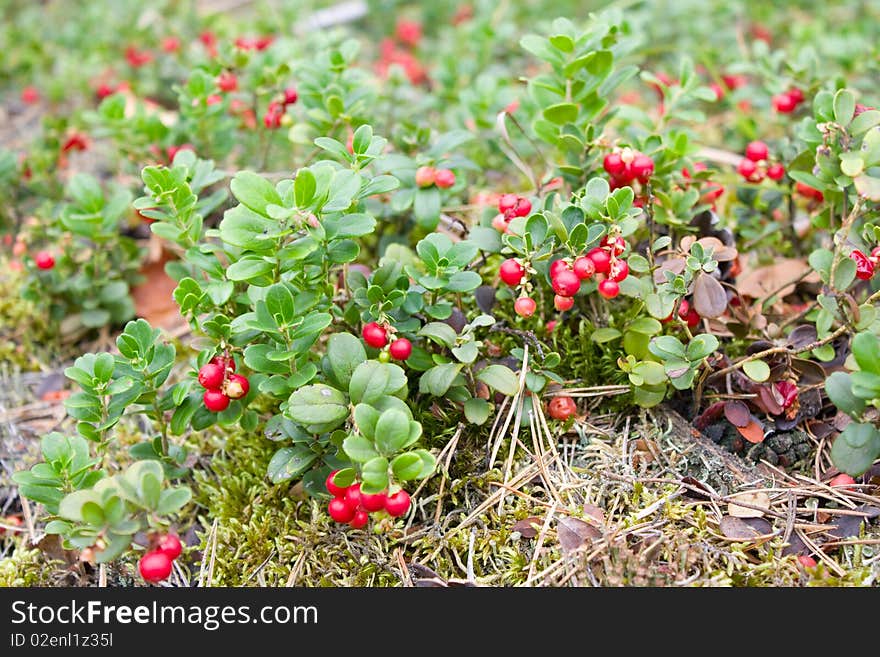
[197,355,249,412]
[138,534,182,584]
[736,140,785,182]
[547,395,577,421]
[771,87,805,114]
[603,148,655,189]
[362,322,412,361]
[326,470,411,527]
[263,87,298,129]
[661,298,701,328]
[492,194,532,233]
[124,45,153,68]
[415,166,456,189]
[850,246,880,281]
[34,251,55,270]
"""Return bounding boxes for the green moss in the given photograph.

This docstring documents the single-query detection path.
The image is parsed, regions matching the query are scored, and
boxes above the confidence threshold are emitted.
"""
[0,264,56,370]
[0,547,58,586]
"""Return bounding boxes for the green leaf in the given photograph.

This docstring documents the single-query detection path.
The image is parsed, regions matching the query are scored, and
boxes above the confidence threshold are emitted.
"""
[361,457,389,491]
[391,453,423,481]
[343,434,379,463]
[476,365,519,396]
[326,333,367,389]
[826,372,866,417]
[286,384,349,430]
[831,422,880,475]
[833,88,856,126]
[374,409,411,455]
[226,256,275,282]
[543,103,579,125]
[267,446,318,483]
[418,322,458,348]
[833,257,857,291]
[464,398,491,425]
[592,328,623,343]
[840,152,864,177]
[156,487,192,514]
[419,363,463,396]
[349,361,408,404]
[742,359,771,382]
[686,334,719,361]
[294,168,316,208]
[852,331,880,375]
[231,171,282,216]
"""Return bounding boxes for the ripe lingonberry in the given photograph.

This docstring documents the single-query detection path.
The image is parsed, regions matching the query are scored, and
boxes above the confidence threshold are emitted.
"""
[745,140,769,162]
[684,306,701,328]
[630,154,654,183]
[225,373,250,399]
[737,158,759,180]
[772,92,797,113]
[603,152,626,177]
[139,551,173,583]
[344,483,363,511]
[551,269,581,297]
[34,251,55,270]
[389,338,412,361]
[829,473,856,489]
[597,279,620,299]
[550,259,570,279]
[609,260,629,283]
[796,181,824,202]
[328,497,356,523]
[602,235,627,256]
[434,169,456,188]
[766,163,785,181]
[362,322,388,348]
[492,213,510,233]
[787,87,804,105]
[203,389,230,412]
[326,470,348,498]
[384,489,411,517]
[198,362,225,390]
[498,194,518,213]
[514,297,537,317]
[554,294,574,311]
[157,534,183,561]
[349,509,369,529]
[586,248,611,274]
[572,256,596,280]
[282,87,298,105]
[851,250,875,280]
[547,395,577,420]
[797,555,817,569]
[210,354,236,373]
[499,258,525,286]
[217,71,238,92]
[360,490,387,512]
[512,197,531,217]
[415,166,436,187]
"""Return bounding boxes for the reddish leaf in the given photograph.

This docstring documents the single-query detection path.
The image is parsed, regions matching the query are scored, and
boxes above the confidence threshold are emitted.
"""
[557,516,601,553]
[694,402,726,430]
[692,272,728,318]
[582,504,605,526]
[720,515,770,540]
[681,476,712,501]
[723,400,750,427]
[511,517,541,539]
[736,419,765,444]
[757,385,784,415]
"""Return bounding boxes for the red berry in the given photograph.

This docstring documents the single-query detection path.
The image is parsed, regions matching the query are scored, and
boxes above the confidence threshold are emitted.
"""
[737,158,758,180]
[225,374,249,399]
[772,92,797,113]
[498,194,518,213]
[492,213,510,233]
[550,259,571,279]
[360,490,387,512]
[514,297,537,317]
[572,255,596,280]
[597,279,620,299]
[548,395,577,421]
[21,86,40,104]
[344,483,363,511]
[157,534,182,561]
[328,497,355,523]
[684,307,701,328]
[513,197,532,217]
[851,249,875,280]
[362,322,388,348]
[766,163,786,181]
[603,152,626,177]
[745,141,769,162]
[630,154,654,183]
[586,248,611,274]
[796,181,824,202]
[554,294,574,311]
[787,87,804,105]
[546,320,557,333]
[499,258,526,286]
[384,489,411,517]
[349,509,369,529]
[139,551,173,583]
[710,82,725,102]
[434,169,456,189]
[282,87,298,105]
[210,354,236,373]
[415,166,436,188]
[326,470,348,498]
[609,259,629,283]
[161,36,180,53]
[829,473,856,489]
[678,298,691,319]
[389,338,412,361]
[551,269,581,297]
[34,251,54,270]
[217,71,238,92]
[602,235,627,256]
[198,362,225,390]
[797,555,817,569]
[203,389,230,412]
